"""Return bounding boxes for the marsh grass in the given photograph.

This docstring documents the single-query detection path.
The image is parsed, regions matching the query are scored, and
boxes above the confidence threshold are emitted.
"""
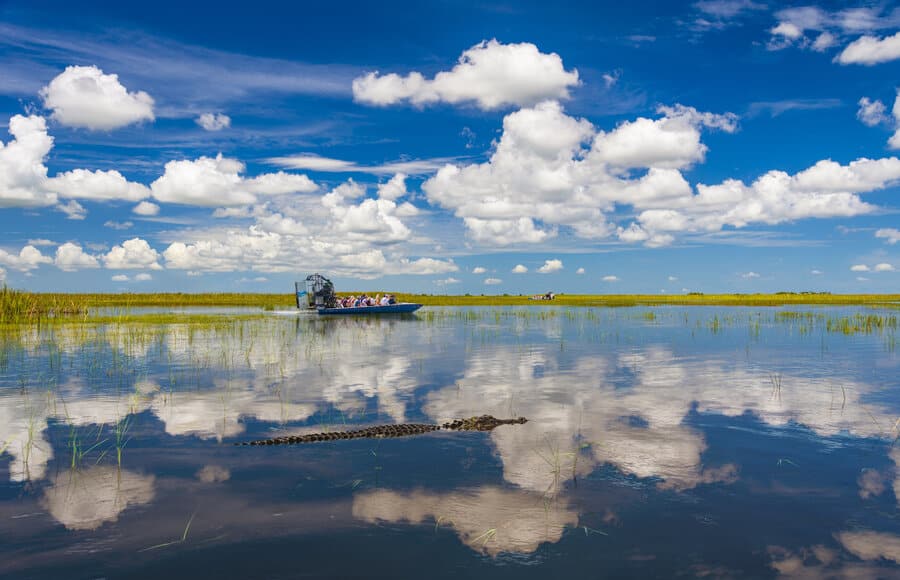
[0,287,88,323]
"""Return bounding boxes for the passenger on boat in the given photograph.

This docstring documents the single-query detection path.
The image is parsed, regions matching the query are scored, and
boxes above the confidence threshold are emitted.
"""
[379,295,390,306]
[388,294,396,305]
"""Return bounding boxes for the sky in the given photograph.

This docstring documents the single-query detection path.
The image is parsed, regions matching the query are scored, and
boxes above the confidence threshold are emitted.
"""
[0,0,898,294]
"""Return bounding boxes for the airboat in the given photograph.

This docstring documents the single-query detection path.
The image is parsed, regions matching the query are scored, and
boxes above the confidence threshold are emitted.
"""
[296,274,423,315]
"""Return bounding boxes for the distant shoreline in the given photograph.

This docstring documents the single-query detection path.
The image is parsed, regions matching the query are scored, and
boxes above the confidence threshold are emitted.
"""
[16,292,900,307]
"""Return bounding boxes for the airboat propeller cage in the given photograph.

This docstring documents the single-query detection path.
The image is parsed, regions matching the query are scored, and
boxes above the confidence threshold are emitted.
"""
[298,273,336,309]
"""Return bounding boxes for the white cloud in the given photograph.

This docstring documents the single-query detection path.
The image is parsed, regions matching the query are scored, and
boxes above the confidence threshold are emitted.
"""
[322,180,412,243]
[472,266,486,274]
[151,153,317,206]
[0,113,156,209]
[434,277,460,286]
[196,113,231,131]
[512,264,528,274]
[54,243,99,271]
[876,228,900,244]
[602,275,619,282]
[111,274,129,282]
[857,97,889,126]
[425,100,885,248]
[874,263,896,272]
[237,276,267,283]
[104,220,133,230]
[375,173,407,201]
[160,191,457,278]
[811,32,837,51]
[57,199,86,220]
[857,276,870,281]
[268,154,452,175]
[811,269,823,275]
[576,267,585,275]
[49,168,150,202]
[40,65,154,130]
[0,115,57,208]
[0,245,52,272]
[353,39,580,110]
[133,200,159,216]
[0,267,5,282]
[851,264,870,272]
[741,271,760,279]
[27,238,55,246]
[593,104,736,170]
[693,0,765,28]
[770,6,900,56]
[134,273,152,281]
[484,277,502,285]
[103,238,162,270]
[668,275,678,281]
[837,31,900,65]
[537,259,563,273]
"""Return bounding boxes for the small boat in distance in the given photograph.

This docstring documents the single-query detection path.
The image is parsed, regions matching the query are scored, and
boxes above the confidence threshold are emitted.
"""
[296,274,423,315]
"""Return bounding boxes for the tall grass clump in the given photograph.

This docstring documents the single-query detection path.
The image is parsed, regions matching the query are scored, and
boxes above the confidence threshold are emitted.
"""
[0,287,88,323]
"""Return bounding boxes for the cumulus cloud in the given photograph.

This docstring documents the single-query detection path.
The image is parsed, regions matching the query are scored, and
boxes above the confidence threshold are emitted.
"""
[0,115,57,208]
[49,168,150,202]
[876,228,900,244]
[111,274,129,282]
[434,277,460,286]
[537,259,563,273]
[576,267,585,274]
[874,263,895,272]
[0,113,156,209]
[741,271,760,279]
[322,180,412,243]
[857,97,889,126]
[135,272,153,281]
[40,65,154,130]
[472,266,486,274]
[196,112,231,131]
[54,243,100,271]
[811,269,823,275]
[837,31,900,65]
[593,104,737,170]
[151,154,317,207]
[859,92,900,148]
[424,100,887,248]
[133,200,159,216]
[353,39,580,110]
[851,264,870,272]
[484,277,502,285]
[0,245,52,272]
[103,237,162,270]
[769,6,900,58]
[375,173,407,201]
[512,264,528,273]
[602,275,619,282]
[57,199,86,220]
[159,180,457,278]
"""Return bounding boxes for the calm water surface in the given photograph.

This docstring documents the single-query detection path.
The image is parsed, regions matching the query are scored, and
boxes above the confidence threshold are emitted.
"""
[0,306,897,578]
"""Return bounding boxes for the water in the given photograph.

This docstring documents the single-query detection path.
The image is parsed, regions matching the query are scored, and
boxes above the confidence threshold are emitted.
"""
[0,306,897,578]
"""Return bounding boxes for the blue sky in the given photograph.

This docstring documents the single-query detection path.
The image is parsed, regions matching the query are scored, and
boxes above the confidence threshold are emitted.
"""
[0,0,898,294]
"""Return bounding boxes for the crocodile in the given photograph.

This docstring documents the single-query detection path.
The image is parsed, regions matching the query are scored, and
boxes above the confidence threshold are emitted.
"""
[236,415,527,446]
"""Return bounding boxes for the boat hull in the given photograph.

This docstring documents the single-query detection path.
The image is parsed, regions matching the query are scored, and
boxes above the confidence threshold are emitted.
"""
[317,303,423,315]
